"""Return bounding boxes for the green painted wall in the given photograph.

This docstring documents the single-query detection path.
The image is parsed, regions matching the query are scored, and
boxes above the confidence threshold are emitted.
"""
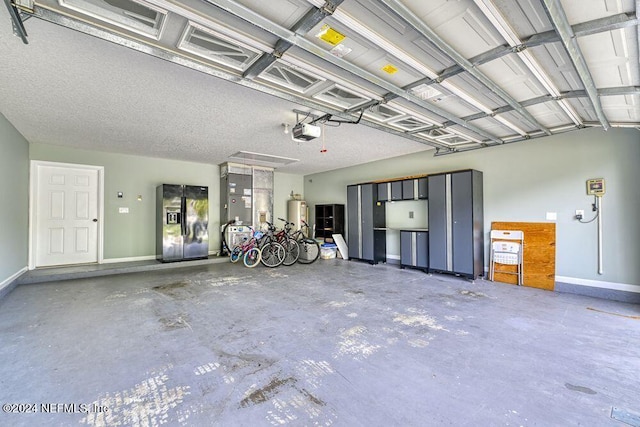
[0,114,29,287]
[304,127,640,287]
[30,144,303,260]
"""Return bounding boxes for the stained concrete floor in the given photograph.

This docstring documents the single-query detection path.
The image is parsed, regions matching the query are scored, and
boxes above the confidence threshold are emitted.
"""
[0,260,639,426]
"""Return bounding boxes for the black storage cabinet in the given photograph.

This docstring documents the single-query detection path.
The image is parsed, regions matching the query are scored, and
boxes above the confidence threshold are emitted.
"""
[400,230,429,271]
[315,204,344,241]
[347,183,386,264]
[428,170,483,279]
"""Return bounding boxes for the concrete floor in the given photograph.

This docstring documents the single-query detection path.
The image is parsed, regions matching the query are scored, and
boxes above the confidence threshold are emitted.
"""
[1,260,639,426]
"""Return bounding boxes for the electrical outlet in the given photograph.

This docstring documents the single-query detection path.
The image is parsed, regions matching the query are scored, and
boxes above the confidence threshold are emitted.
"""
[575,209,584,220]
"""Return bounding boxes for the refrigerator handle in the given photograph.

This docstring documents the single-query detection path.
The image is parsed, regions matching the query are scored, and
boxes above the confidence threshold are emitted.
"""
[181,196,187,236]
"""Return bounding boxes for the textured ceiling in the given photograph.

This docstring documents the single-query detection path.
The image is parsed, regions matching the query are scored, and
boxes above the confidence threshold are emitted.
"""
[1,0,638,175]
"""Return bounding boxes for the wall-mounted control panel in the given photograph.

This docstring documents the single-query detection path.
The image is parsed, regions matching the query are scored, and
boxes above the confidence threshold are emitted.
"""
[586,178,605,196]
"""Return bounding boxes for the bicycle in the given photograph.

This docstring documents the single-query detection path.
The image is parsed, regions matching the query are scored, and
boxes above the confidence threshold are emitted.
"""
[276,218,301,266]
[288,220,320,264]
[257,222,286,268]
[229,228,262,268]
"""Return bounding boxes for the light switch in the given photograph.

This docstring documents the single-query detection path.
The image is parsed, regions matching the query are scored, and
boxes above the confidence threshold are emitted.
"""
[546,212,557,221]
[119,207,129,214]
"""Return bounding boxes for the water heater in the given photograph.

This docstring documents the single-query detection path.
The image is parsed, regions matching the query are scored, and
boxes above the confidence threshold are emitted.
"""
[288,199,308,235]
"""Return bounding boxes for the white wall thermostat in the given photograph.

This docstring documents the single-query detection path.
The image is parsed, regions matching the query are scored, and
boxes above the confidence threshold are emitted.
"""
[586,178,605,196]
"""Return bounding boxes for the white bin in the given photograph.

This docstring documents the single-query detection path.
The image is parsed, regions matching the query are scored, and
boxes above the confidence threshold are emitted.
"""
[320,243,337,259]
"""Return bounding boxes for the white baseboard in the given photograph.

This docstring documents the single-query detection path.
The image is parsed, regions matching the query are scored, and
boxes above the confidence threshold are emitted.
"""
[102,255,157,264]
[386,255,400,261]
[1,267,28,290]
[555,276,640,294]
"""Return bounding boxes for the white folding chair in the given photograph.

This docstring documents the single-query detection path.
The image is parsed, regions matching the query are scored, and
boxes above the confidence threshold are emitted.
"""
[489,230,524,285]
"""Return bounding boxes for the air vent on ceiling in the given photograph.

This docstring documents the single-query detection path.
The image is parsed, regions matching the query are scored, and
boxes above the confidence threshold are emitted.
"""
[410,84,447,103]
[228,151,299,168]
[58,0,166,39]
[178,24,262,72]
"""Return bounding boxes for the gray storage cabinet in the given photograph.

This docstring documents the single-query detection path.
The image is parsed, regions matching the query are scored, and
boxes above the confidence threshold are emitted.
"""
[428,170,484,279]
[347,183,386,264]
[400,230,429,271]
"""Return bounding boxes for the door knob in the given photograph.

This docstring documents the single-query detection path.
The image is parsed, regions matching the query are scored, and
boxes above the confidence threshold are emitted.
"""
[92,218,98,222]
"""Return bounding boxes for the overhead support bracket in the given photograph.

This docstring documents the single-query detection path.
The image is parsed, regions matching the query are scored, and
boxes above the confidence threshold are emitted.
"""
[3,0,29,44]
[243,0,344,79]
[310,108,364,126]
[542,0,610,130]
[380,0,550,136]
[416,12,637,90]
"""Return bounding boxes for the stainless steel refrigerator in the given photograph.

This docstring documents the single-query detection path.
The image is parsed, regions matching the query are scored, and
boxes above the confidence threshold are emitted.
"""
[156,184,209,262]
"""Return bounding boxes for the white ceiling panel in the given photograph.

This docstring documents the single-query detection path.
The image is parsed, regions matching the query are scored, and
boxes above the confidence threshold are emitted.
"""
[477,53,546,101]
[526,101,575,128]
[578,29,637,88]
[559,0,636,24]
[600,95,640,122]
[234,0,312,29]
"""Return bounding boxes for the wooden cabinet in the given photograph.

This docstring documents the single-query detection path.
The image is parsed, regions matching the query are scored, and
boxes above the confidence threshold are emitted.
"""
[428,170,483,279]
[314,204,344,241]
[400,230,429,270]
[347,184,386,264]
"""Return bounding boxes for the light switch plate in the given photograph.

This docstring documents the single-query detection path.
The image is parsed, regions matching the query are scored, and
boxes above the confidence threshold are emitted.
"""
[546,212,557,221]
[119,207,129,214]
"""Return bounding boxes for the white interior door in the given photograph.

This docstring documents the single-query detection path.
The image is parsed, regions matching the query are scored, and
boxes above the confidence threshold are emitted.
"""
[33,162,101,267]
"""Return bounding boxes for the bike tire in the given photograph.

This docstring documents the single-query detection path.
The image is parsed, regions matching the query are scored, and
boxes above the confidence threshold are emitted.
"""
[282,239,300,266]
[243,247,262,268]
[260,242,286,268]
[230,245,243,263]
[297,238,320,264]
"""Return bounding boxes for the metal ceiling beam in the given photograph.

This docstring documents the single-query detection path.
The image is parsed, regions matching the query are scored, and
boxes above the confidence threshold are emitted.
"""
[29,7,452,151]
[446,86,640,126]
[243,0,343,79]
[386,12,638,102]
[542,0,610,130]
[3,0,29,44]
[435,12,639,83]
[203,0,502,144]
[379,0,552,136]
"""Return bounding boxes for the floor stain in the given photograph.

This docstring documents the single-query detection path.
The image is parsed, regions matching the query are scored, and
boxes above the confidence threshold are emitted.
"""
[459,290,487,298]
[301,388,325,406]
[152,281,190,299]
[565,383,597,394]
[159,313,191,331]
[241,376,297,407]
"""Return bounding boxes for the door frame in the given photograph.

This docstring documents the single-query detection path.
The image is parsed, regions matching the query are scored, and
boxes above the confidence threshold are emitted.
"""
[29,160,105,270]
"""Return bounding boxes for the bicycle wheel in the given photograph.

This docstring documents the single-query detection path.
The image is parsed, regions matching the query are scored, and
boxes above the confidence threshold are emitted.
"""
[281,239,300,266]
[243,247,262,268]
[297,238,320,264]
[260,242,286,268]
[230,245,243,263]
